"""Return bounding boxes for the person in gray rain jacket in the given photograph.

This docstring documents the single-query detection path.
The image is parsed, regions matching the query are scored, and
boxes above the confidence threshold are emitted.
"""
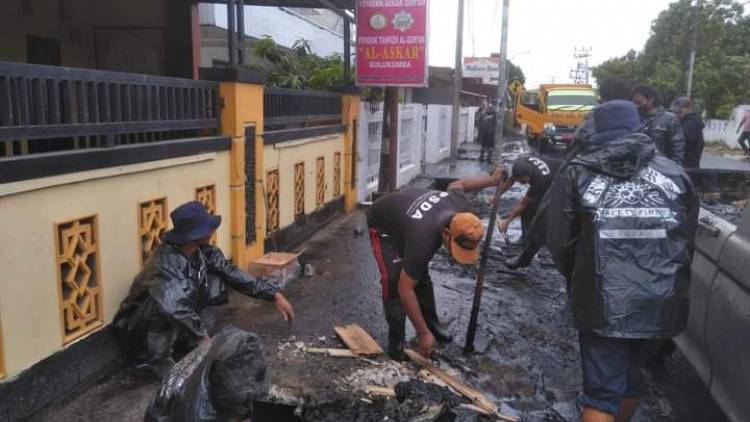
[536,100,698,421]
[632,84,685,165]
[114,201,294,378]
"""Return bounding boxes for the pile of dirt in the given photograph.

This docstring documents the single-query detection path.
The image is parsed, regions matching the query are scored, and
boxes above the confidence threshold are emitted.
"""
[300,379,490,422]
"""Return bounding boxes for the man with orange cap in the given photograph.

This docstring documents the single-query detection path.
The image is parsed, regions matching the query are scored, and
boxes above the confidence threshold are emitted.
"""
[367,174,500,359]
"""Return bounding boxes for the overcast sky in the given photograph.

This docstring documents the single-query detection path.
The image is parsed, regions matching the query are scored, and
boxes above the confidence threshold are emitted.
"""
[428,0,677,87]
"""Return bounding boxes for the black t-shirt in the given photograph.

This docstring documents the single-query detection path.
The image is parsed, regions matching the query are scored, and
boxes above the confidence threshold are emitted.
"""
[367,187,472,281]
[523,156,562,201]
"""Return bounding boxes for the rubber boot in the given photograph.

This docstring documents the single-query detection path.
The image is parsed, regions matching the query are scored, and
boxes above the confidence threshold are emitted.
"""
[383,298,407,361]
[415,279,453,343]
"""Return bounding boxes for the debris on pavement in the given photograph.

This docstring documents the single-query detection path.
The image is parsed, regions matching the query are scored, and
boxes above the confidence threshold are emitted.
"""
[334,323,384,356]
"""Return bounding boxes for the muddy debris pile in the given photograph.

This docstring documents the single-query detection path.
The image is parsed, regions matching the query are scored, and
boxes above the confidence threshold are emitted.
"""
[300,379,491,422]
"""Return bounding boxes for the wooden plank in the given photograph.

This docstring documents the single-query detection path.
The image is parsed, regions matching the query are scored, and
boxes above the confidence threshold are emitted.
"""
[251,251,302,267]
[365,385,396,397]
[305,347,356,358]
[334,324,384,356]
[404,349,517,422]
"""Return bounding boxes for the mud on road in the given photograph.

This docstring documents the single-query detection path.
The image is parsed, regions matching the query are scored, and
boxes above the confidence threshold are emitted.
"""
[421,186,728,421]
[30,180,728,422]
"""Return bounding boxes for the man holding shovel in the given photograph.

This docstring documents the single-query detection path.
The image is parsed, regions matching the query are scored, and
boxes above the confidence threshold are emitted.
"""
[367,173,503,359]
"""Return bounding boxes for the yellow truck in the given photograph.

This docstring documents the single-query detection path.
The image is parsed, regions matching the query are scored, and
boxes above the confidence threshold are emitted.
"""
[512,83,597,151]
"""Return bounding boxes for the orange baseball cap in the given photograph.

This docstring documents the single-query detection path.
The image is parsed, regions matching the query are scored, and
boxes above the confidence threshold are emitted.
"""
[449,212,484,265]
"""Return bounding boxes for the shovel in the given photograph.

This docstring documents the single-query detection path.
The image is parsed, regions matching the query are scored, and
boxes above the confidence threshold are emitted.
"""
[464,174,506,353]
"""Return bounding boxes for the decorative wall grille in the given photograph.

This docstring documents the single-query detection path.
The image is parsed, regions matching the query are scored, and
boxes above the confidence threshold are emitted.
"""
[316,156,325,208]
[294,162,305,218]
[54,215,103,343]
[138,198,168,265]
[266,169,280,235]
[195,184,217,245]
[333,152,341,197]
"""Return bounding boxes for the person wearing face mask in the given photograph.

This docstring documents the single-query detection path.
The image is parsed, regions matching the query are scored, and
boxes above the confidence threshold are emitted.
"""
[631,85,685,165]
[670,97,705,168]
[367,173,503,359]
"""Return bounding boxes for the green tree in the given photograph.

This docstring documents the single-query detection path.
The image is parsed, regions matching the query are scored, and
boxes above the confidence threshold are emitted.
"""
[251,36,351,90]
[592,0,750,118]
[507,60,526,84]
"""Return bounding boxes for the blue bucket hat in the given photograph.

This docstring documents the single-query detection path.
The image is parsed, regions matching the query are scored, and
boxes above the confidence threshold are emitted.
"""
[588,100,643,145]
[163,201,221,245]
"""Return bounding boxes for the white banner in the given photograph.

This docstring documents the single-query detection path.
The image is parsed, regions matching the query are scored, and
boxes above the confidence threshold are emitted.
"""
[462,57,500,84]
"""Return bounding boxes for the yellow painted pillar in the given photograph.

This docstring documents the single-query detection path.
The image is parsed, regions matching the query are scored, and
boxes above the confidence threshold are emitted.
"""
[342,93,361,212]
[203,68,266,268]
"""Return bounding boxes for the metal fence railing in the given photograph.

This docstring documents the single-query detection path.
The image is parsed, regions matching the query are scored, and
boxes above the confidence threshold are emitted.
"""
[264,87,342,130]
[0,62,220,158]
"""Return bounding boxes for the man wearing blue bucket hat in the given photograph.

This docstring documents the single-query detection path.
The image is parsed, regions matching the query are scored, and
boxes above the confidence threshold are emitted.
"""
[114,201,294,378]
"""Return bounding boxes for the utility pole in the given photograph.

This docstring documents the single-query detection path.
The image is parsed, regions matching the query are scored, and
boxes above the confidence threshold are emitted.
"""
[450,0,465,163]
[378,87,400,193]
[493,0,510,150]
[686,0,704,97]
[570,47,592,84]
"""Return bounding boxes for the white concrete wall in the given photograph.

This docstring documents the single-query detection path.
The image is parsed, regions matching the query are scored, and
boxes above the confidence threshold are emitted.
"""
[424,105,452,164]
[357,103,383,203]
[703,106,750,149]
[204,4,344,58]
[396,104,425,188]
[356,103,476,202]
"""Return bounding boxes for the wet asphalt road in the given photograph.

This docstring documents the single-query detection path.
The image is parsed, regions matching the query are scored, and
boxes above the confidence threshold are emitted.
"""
[30,154,730,421]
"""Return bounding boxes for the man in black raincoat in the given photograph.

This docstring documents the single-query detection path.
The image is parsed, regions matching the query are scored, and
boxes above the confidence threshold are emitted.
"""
[671,97,705,168]
[478,105,497,163]
[632,84,685,165]
[504,78,635,269]
[542,100,699,421]
[496,154,561,245]
[145,326,268,422]
[114,201,295,378]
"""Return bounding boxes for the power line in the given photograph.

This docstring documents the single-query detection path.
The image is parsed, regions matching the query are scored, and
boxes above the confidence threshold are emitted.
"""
[569,47,592,84]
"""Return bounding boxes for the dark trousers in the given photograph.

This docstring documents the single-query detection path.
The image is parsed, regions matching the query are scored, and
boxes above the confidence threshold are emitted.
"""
[479,133,495,162]
[739,131,750,154]
[368,228,443,352]
[520,200,540,237]
[578,332,665,415]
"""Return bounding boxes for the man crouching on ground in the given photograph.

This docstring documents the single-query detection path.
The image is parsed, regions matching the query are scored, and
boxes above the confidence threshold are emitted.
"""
[367,173,503,359]
[114,201,294,378]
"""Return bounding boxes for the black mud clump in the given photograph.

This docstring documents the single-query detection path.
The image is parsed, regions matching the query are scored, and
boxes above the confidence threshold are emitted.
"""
[300,380,492,422]
[300,391,397,422]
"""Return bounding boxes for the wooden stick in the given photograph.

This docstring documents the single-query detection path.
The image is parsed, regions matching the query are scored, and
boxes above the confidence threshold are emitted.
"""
[365,385,396,397]
[405,349,517,422]
[305,347,357,358]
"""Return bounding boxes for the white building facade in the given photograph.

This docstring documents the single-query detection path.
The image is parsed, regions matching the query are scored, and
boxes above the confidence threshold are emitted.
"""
[199,3,346,58]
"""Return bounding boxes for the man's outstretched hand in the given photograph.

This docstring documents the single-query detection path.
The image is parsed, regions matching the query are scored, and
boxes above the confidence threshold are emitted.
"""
[497,218,510,234]
[274,292,295,325]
